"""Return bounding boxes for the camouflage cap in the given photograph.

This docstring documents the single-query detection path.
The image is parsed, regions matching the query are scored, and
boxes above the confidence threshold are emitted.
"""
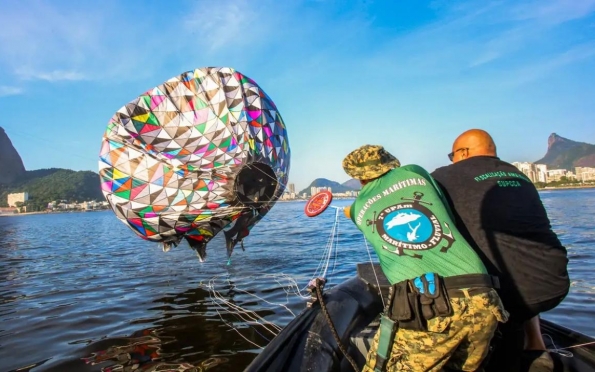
[342,145,401,180]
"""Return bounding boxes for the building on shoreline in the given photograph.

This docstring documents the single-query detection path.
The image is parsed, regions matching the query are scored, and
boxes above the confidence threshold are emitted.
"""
[547,169,571,182]
[50,200,109,211]
[511,162,595,184]
[535,164,547,183]
[5,195,109,213]
[0,207,17,215]
[7,192,29,207]
[512,162,552,183]
[280,186,358,200]
[309,186,333,196]
[576,167,595,182]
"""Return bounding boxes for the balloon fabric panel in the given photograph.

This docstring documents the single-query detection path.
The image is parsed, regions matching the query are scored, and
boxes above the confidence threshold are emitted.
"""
[99,67,290,260]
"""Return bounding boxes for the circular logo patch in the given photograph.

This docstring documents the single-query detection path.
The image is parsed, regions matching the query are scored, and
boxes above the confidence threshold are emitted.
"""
[375,202,442,250]
[382,208,433,243]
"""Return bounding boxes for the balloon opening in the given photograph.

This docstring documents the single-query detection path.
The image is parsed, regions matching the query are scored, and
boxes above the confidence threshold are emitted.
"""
[235,163,278,206]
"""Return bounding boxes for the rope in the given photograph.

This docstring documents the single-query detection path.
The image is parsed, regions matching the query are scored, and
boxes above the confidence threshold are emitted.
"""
[321,208,340,278]
[331,210,340,276]
[298,209,341,295]
[203,275,285,339]
[314,278,360,372]
[201,199,351,355]
[364,236,386,309]
[544,333,595,358]
[214,309,269,349]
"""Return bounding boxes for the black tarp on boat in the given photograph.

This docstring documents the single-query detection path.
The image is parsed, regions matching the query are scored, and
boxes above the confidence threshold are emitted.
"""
[246,263,595,372]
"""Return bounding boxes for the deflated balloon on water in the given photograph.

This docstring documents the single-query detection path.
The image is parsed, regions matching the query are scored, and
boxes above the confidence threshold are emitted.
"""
[98,67,290,261]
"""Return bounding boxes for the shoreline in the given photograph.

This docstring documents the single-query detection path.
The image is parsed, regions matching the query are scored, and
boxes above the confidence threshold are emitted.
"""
[0,209,109,217]
[0,211,50,217]
[537,185,595,191]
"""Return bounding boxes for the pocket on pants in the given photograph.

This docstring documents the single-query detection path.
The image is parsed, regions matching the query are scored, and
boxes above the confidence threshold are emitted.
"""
[492,304,509,323]
[427,316,451,333]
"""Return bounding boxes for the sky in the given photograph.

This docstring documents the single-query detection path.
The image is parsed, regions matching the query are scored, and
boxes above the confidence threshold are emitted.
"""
[0,0,594,191]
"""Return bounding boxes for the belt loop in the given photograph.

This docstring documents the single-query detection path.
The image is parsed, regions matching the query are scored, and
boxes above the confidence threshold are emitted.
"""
[491,275,500,289]
[461,288,471,300]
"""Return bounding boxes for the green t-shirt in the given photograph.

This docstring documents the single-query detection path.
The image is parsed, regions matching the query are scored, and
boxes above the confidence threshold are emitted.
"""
[350,165,487,284]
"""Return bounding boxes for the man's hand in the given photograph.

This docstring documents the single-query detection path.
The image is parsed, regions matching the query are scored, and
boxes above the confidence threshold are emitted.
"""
[343,206,351,219]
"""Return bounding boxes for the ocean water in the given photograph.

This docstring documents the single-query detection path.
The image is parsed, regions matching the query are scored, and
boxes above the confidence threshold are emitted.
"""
[1,189,594,371]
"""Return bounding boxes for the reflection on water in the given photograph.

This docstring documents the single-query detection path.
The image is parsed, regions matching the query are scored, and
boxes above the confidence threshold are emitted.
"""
[76,285,237,372]
[1,190,595,371]
[77,273,309,372]
[82,328,188,371]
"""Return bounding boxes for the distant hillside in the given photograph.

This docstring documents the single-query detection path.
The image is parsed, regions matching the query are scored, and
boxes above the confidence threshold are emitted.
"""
[535,133,595,170]
[0,127,26,184]
[342,178,361,191]
[0,169,103,210]
[299,178,357,196]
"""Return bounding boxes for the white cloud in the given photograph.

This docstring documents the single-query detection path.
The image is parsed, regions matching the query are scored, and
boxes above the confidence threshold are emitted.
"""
[502,42,595,86]
[0,86,24,97]
[362,0,595,82]
[16,68,88,82]
[183,0,260,52]
[508,0,595,24]
[0,2,101,81]
[0,0,593,89]
[0,0,279,84]
[0,1,157,83]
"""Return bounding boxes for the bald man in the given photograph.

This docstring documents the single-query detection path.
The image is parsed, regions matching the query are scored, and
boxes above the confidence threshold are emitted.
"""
[431,129,569,372]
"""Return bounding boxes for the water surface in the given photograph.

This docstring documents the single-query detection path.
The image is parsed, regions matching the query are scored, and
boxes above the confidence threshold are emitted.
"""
[1,189,594,371]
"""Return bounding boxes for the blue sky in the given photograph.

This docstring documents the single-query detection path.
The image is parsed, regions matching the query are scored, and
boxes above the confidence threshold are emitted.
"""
[0,0,594,191]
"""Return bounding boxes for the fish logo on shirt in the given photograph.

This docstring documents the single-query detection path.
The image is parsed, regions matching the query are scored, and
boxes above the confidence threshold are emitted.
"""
[368,192,456,257]
[385,213,422,229]
[381,209,432,244]
[406,222,421,241]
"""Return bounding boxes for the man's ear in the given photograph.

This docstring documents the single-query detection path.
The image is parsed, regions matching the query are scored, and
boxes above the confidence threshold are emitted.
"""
[461,149,469,160]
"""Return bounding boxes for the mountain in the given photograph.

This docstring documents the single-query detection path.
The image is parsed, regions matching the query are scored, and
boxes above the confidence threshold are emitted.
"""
[342,178,361,191]
[535,133,595,170]
[0,169,103,210]
[299,178,357,196]
[0,127,26,184]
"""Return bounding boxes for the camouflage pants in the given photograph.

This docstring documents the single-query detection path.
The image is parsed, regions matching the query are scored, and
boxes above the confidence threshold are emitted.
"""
[363,289,508,372]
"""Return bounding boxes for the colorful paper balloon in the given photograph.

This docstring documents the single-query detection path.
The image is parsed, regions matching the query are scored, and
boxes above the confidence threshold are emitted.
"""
[99,67,290,261]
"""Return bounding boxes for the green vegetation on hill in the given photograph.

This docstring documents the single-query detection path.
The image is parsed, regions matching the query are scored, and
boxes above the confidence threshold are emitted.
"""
[299,178,357,196]
[342,178,361,191]
[0,168,103,210]
[535,177,595,189]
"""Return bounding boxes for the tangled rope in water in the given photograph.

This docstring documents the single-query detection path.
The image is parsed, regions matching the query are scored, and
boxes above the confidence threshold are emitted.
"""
[199,207,344,347]
[200,273,300,349]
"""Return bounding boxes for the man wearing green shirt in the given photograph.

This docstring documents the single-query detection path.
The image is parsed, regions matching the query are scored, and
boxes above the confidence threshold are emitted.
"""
[342,145,507,372]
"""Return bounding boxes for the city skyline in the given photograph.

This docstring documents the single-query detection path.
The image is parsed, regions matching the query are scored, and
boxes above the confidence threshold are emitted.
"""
[511,162,595,183]
[1,0,594,191]
[4,162,595,210]
[3,125,593,192]
[287,162,595,197]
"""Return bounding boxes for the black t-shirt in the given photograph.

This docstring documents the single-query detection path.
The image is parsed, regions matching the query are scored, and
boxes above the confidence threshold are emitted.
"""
[431,156,569,314]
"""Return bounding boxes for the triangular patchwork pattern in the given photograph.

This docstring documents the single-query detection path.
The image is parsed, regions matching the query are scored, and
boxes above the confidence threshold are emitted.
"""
[98,67,291,250]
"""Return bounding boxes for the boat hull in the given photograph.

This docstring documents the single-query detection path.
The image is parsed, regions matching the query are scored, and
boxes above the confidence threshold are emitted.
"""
[246,264,595,372]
